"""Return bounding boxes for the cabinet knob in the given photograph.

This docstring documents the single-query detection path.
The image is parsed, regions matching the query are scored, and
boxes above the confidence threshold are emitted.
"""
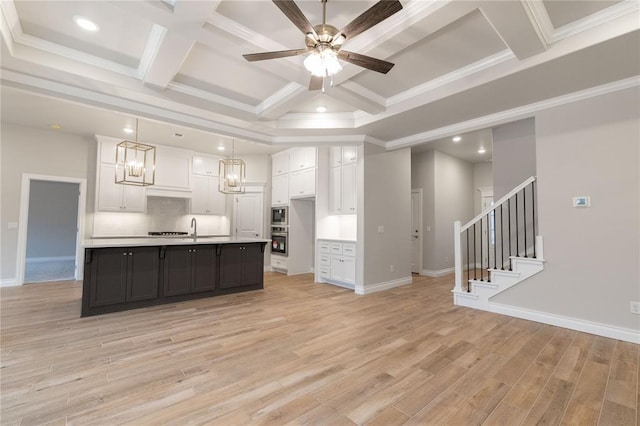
[129,252,133,256]
[123,252,127,256]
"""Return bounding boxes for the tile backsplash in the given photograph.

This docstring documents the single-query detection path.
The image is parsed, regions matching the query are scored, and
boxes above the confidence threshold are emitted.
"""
[91,197,231,237]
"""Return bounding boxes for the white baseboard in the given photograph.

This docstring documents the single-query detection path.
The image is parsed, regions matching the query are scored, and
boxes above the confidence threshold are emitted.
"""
[1,278,18,287]
[356,276,413,295]
[26,256,75,264]
[421,267,454,277]
[489,302,640,344]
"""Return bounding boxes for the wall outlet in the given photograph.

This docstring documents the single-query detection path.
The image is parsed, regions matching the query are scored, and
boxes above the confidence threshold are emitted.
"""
[390,264,395,272]
[444,256,449,262]
[631,301,640,315]
[7,222,18,230]
[377,226,384,233]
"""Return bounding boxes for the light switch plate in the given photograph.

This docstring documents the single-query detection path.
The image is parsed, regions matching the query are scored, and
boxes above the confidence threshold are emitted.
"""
[7,222,18,230]
[573,196,591,208]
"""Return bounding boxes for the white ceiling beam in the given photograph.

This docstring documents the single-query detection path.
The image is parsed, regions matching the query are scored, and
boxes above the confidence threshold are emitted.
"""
[141,0,220,89]
[479,1,547,60]
[256,83,318,120]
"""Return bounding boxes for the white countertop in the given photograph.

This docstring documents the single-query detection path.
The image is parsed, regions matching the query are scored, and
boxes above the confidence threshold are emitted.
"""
[83,236,270,248]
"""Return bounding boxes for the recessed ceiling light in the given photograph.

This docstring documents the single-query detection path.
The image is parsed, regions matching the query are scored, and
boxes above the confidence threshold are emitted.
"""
[478,147,486,154]
[217,145,225,151]
[123,127,134,134]
[452,136,462,142]
[73,16,99,32]
[49,124,62,130]
[316,106,327,113]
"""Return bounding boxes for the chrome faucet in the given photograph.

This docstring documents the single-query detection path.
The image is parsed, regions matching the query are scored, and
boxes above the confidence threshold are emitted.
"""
[190,217,197,239]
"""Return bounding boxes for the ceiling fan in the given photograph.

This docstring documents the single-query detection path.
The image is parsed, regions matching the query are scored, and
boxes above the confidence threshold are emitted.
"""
[243,0,403,91]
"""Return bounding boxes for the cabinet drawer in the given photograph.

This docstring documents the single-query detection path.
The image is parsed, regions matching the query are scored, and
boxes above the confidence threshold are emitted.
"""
[330,243,343,255]
[318,241,331,253]
[342,243,356,257]
[271,256,288,270]
[319,266,331,279]
[319,254,331,266]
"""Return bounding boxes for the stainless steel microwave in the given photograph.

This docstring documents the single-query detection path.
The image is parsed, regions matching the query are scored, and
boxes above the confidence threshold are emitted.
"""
[271,206,288,225]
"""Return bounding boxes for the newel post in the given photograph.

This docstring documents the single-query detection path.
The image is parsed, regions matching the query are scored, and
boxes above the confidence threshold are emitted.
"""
[453,220,463,293]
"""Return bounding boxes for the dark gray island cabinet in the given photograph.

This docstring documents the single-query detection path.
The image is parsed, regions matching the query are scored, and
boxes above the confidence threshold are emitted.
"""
[82,239,267,316]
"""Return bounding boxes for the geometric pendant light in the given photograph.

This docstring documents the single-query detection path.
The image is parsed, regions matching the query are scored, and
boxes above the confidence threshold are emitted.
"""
[115,119,156,186]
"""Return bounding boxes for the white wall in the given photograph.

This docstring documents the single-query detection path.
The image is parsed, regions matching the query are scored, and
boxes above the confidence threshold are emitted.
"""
[1,124,96,281]
[360,144,412,292]
[493,86,640,331]
[26,181,79,258]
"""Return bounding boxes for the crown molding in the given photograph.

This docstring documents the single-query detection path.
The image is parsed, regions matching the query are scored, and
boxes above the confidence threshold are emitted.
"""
[272,134,367,145]
[386,76,640,150]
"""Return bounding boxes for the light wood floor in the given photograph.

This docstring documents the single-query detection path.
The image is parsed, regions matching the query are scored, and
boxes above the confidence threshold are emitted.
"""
[1,273,638,425]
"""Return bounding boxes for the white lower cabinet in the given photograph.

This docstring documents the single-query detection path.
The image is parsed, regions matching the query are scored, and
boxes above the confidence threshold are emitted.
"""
[317,239,356,288]
[191,175,225,215]
[271,255,288,272]
[97,163,145,212]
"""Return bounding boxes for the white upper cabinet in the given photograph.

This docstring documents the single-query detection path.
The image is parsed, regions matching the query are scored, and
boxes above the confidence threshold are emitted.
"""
[97,163,145,212]
[329,147,357,215]
[154,146,191,191]
[330,146,357,167]
[272,151,289,176]
[272,174,289,206]
[191,175,225,215]
[290,168,316,199]
[192,154,221,176]
[289,147,316,172]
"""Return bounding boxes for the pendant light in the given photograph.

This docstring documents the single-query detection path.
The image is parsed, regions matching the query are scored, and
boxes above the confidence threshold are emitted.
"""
[115,118,156,186]
[218,139,246,194]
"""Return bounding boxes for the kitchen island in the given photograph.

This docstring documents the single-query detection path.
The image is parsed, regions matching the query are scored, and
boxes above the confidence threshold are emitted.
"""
[82,237,269,317]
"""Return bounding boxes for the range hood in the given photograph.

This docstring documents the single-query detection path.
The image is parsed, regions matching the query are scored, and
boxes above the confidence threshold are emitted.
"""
[146,188,192,199]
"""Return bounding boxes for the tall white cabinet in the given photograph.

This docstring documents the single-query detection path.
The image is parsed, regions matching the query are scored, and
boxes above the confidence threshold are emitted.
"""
[190,154,225,215]
[329,146,357,215]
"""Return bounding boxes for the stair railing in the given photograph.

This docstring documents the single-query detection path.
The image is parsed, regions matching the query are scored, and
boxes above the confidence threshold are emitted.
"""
[453,176,538,293]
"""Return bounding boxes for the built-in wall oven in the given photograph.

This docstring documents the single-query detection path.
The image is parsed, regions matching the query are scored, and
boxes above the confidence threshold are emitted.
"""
[271,207,288,226]
[271,226,288,256]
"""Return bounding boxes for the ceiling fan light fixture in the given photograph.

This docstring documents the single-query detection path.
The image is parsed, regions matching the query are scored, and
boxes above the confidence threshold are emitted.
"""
[304,48,342,77]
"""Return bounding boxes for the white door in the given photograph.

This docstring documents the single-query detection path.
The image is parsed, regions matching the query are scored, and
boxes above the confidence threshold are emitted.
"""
[235,192,264,238]
[411,190,422,274]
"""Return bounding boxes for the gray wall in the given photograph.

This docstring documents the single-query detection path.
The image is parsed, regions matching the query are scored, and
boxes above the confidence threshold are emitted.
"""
[26,181,79,258]
[433,151,475,271]
[1,124,96,281]
[492,118,536,198]
[411,149,474,272]
[361,144,412,288]
[493,86,640,331]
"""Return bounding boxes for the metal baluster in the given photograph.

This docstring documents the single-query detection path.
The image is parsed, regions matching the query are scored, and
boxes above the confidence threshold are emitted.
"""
[508,198,512,270]
[523,186,528,257]
[515,192,519,258]
[500,203,504,270]
[532,180,537,258]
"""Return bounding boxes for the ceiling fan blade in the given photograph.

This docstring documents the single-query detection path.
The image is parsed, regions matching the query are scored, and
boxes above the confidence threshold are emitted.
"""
[338,51,395,74]
[273,0,318,39]
[337,0,403,40]
[309,75,323,91]
[243,49,308,62]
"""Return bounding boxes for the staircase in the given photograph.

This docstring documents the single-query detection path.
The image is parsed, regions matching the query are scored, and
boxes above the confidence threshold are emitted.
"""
[452,176,544,310]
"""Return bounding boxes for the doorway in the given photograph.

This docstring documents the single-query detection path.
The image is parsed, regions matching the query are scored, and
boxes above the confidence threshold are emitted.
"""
[411,189,423,274]
[16,174,87,285]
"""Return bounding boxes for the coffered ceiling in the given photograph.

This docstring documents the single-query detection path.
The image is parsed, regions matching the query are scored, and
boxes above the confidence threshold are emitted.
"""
[1,0,638,154]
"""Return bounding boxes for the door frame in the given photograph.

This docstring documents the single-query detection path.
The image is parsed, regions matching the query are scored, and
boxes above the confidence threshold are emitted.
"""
[16,174,87,286]
[411,188,423,274]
